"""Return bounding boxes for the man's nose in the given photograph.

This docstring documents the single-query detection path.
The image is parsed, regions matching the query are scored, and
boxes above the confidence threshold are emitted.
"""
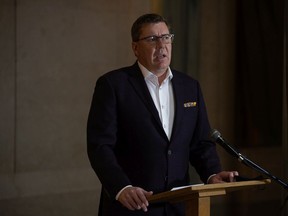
[156,39,165,47]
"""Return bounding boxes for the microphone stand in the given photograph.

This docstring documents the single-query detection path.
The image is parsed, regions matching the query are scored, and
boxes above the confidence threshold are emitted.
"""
[216,135,288,191]
[228,143,288,212]
[235,150,288,190]
[211,130,288,212]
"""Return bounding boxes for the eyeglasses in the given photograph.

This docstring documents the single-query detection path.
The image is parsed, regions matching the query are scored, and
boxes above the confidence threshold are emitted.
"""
[136,34,174,44]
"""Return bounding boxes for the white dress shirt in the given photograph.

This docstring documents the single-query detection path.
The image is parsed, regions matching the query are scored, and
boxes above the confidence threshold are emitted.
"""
[138,62,175,139]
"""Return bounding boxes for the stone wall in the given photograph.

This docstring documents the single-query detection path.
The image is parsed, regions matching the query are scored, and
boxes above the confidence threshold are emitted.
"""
[0,1,151,215]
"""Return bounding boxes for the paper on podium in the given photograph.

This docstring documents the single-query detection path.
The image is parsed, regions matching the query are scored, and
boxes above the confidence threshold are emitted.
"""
[171,183,204,191]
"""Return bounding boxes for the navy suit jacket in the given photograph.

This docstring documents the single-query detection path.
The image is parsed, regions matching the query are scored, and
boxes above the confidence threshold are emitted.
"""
[87,63,221,216]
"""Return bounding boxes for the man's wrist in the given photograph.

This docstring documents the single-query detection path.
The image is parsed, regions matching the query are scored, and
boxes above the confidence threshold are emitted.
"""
[207,174,217,184]
[115,185,133,200]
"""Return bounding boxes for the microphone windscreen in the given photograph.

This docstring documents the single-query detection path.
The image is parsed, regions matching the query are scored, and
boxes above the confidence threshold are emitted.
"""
[210,129,221,142]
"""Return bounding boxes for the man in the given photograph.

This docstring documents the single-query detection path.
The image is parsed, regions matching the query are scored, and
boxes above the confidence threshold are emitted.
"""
[87,13,238,216]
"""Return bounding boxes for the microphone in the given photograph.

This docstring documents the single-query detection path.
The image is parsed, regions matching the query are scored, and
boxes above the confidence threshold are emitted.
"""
[210,129,243,161]
[210,129,288,190]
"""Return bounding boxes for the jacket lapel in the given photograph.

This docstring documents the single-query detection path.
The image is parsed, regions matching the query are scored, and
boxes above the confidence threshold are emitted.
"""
[170,73,185,142]
[127,64,188,142]
[127,64,167,139]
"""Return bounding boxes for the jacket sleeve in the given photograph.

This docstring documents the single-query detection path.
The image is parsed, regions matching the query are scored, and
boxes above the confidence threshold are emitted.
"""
[87,75,131,199]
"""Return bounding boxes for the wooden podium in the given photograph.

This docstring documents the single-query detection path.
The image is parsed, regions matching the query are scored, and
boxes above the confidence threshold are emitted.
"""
[148,179,271,216]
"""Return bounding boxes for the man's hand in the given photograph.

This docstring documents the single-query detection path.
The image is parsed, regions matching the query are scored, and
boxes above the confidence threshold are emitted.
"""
[208,171,239,184]
[118,186,153,212]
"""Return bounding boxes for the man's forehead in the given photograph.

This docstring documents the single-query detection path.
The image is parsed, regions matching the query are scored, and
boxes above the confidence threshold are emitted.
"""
[139,22,169,35]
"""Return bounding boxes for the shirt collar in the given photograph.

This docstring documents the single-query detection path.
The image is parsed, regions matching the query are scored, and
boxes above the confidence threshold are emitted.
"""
[138,61,173,81]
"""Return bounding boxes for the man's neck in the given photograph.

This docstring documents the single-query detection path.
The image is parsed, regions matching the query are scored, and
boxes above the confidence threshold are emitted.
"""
[157,70,168,85]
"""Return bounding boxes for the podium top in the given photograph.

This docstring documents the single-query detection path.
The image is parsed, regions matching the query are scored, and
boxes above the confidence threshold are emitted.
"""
[148,179,271,203]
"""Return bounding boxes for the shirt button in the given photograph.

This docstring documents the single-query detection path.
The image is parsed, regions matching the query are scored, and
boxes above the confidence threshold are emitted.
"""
[167,150,172,155]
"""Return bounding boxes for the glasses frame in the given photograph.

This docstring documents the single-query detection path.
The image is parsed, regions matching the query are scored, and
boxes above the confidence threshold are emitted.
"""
[136,34,174,44]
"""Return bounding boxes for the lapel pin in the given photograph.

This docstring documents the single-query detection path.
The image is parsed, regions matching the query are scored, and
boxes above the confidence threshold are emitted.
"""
[184,102,197,107]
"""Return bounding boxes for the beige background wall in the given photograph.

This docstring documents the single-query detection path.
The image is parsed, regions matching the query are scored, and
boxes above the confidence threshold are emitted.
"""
[0,1,151,215]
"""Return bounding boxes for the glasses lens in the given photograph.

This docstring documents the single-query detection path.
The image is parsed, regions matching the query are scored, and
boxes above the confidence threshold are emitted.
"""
[162,35,173,43]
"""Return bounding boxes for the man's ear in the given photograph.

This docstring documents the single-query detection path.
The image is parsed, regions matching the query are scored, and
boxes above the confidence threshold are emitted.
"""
[132,42,138,57]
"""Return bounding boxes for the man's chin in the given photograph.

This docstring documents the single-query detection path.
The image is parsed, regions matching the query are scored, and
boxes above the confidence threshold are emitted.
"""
[154,61,170,68]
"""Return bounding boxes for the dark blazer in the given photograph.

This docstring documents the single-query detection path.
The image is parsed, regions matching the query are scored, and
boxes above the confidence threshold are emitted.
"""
[87,63,221,216]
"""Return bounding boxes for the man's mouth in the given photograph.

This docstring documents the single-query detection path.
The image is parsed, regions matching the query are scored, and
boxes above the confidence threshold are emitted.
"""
[155,53,167,59]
